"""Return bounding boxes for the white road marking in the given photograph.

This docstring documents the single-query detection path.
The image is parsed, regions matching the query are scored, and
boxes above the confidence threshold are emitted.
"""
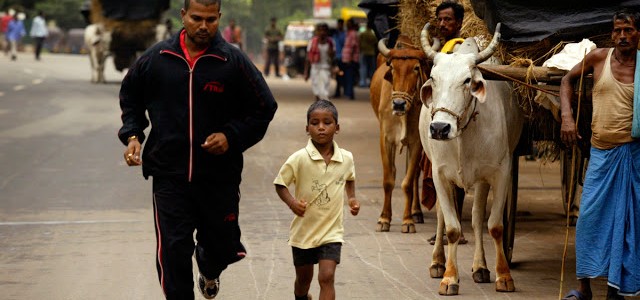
[32,78,43,85]
[0,219,145,226]
[0,91,4,97]
[13,85,25,91]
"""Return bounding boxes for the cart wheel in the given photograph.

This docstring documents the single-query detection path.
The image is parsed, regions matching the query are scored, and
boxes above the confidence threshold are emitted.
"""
[560,149,582,226]
[503,154,518,265]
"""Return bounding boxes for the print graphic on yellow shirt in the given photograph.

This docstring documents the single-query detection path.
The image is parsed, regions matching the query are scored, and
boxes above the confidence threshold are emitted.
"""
[311,180,331,206]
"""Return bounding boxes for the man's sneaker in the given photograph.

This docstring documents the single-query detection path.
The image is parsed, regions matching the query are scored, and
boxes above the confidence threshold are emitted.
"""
[197,273,219,299]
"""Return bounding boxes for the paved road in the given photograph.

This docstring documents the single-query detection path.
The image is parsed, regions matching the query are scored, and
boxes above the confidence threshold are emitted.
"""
[0,52,627,299]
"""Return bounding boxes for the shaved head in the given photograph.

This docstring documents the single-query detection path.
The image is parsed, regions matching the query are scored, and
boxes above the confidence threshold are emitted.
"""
[184,0,221,10]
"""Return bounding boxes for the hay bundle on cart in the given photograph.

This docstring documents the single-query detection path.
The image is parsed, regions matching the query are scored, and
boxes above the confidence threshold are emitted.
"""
[394,0,640,158]
[86,0,169,71]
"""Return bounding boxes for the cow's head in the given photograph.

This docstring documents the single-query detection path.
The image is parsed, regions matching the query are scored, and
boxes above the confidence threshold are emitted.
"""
[378,35,432,116]
[419,23,501,140]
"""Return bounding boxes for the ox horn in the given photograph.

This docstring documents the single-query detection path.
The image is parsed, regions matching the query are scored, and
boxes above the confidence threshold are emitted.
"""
[420,23,440,60]
[475,23,502,64]
[378,38,391,57]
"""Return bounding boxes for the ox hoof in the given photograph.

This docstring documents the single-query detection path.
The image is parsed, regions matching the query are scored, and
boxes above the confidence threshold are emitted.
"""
[376,221,390,232]
[401,223,416,233]
[438,281,459,295]
[412,213,424,224]
[472,268,491,283]
[429,263,445,278]
[495,276,515,292]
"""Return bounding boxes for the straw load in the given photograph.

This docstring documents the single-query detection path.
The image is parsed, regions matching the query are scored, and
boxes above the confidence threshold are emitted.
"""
[88,0,165,71]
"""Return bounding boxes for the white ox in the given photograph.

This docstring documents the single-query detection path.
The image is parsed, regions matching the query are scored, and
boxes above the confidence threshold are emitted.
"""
[418,23,523,295]
[84,23,168,83]
[84,23,111,83]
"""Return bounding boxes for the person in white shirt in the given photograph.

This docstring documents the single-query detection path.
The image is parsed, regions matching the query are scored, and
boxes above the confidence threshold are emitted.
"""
[304,23,335,101]
[29,10,48,60]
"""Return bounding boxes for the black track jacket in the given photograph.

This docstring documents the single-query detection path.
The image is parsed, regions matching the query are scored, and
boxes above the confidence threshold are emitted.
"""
[118,30,278,183]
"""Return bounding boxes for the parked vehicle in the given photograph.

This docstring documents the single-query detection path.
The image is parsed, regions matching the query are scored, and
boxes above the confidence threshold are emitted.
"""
[282,20,316,78]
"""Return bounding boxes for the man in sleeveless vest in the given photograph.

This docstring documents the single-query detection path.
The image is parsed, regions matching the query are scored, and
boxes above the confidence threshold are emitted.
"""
[560,9,640,300]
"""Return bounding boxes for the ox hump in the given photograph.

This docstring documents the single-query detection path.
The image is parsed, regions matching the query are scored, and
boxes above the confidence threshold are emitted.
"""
[457,38,479,55]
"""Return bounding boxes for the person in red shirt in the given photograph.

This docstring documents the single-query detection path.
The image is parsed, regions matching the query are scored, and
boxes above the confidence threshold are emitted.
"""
[340,18,359,100]
[0,8,15,56]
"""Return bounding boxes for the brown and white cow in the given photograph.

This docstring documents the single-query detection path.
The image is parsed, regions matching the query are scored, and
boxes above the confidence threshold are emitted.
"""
[370,35,434,233]
[418,23,523,295]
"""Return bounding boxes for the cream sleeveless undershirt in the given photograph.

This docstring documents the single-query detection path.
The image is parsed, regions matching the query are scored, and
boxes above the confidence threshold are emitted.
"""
[590,48,635,149]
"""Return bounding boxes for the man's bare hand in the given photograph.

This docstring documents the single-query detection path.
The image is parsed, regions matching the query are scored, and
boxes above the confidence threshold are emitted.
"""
[560,116,582,145]
[201,133,229,155]
[124,140,142,166]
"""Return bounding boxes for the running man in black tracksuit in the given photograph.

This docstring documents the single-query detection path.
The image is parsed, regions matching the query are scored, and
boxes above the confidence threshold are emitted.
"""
[118,1,277,299]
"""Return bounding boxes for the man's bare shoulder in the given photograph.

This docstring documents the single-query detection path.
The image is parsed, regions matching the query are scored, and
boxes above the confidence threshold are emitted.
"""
[588,48,611,61]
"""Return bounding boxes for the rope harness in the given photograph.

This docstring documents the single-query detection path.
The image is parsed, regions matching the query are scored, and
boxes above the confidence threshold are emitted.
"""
[431,93,479,132]
[385,55,428,110]
[391,91,414,107]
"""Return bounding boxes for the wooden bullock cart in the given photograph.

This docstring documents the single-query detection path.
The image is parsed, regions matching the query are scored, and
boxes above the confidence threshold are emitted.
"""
[477,64,593,263]
[359,0,632,264]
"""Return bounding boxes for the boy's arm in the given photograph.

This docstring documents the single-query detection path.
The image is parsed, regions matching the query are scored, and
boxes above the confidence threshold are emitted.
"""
[345,180,359,216]
[275,184,307,217]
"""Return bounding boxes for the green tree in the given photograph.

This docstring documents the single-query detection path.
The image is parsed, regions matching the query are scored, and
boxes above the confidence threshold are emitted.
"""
[35,0,85,30]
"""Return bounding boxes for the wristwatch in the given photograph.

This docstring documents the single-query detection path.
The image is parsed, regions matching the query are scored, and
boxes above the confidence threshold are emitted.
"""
[127,135,138,143]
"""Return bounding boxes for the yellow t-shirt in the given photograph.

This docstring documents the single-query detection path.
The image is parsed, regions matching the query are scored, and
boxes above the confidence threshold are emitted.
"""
[274,139,356,249]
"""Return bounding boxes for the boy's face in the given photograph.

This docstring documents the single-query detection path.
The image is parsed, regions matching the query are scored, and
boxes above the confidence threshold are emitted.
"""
[306,109,339,146]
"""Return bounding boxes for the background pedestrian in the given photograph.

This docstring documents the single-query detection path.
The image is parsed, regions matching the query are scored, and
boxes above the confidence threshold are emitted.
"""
[304,23,335,101]
[358,22,377,87]
[29,10,48,61]
[6,11,25,61]
[263,17,283,77]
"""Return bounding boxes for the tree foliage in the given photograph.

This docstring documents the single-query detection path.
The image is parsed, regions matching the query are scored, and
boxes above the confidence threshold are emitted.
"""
[2,0,362,54]
[1,0,86,30]
[35,0,86,30]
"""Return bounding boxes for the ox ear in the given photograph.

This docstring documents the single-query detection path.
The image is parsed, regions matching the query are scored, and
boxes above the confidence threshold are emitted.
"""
[470,69,487,103]
[420,79,433,106]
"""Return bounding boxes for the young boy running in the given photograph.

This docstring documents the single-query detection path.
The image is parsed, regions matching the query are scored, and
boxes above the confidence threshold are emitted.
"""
[274,99,360,300]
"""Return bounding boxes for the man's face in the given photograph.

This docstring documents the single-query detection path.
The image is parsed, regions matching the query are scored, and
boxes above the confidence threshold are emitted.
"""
[317,26,328,38]
[612,18,640,51]
[181,0,221,47]
[437,7,462,40]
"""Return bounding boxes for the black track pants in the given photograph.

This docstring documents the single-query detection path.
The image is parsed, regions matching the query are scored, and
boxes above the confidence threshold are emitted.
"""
[152,176,246,300]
